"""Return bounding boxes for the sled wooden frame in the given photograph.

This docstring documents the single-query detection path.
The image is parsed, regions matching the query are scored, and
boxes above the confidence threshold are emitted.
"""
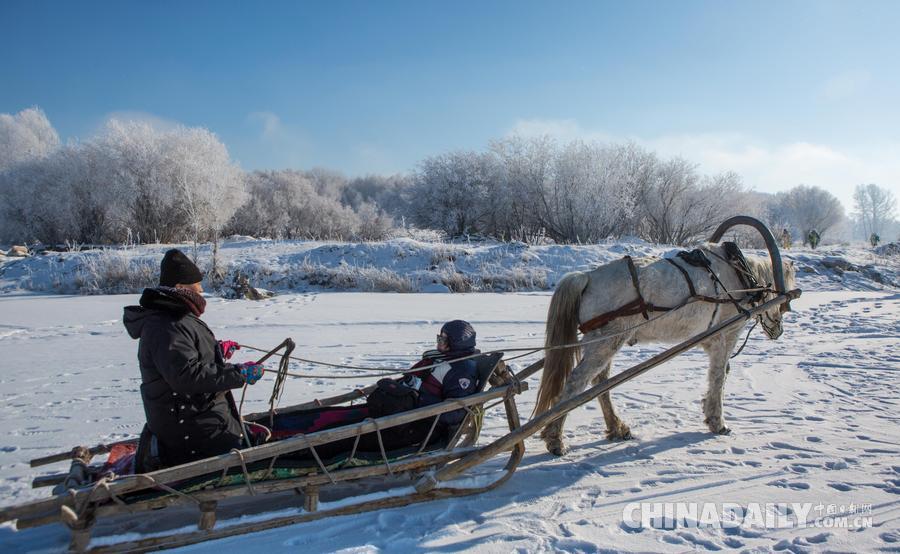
[0,356,529,552]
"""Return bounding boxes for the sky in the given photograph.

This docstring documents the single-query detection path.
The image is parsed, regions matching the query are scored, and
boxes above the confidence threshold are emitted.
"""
[2,0,899,211]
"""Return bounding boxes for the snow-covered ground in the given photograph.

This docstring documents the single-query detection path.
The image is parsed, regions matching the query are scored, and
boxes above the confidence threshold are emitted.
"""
[0,278,898,552]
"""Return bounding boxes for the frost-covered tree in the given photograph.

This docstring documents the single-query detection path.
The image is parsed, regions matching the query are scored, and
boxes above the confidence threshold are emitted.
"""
[0,142,118,244]
[771,185,845,245]
[542,141,638,242]
[0,107,59,173]
[490,135,555,241]
[853,183,897,239]
[341,174,412,220]
[1,114,246,246]
[354,202,395,241]
[635,156,748,246]
[0,108,63,241]
[94,120,244,245]
[227,170,381,240]
[409,151,503,237]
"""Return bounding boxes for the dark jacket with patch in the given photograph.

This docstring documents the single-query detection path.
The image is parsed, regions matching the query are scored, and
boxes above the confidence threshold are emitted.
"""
[123,289,246,467]
[410,349,479,425]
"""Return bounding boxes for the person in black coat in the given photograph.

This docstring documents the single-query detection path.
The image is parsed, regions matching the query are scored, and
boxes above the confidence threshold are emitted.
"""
[123,249,264,470]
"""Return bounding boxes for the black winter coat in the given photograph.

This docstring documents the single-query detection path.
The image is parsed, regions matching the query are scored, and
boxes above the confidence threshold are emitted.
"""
[123,289,246,467]
[410,349,479,426]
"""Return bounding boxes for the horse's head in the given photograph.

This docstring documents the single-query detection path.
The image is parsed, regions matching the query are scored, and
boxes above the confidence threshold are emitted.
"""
[752,258,796,340]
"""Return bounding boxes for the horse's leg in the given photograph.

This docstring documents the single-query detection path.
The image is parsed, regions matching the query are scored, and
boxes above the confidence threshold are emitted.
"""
[541,335,627,456]
[540,357,597,456]
[593,359,632,441]
[701,331,740,435]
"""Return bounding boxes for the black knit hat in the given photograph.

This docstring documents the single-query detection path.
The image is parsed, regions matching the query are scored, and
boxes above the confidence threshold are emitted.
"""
[159,249,203,287]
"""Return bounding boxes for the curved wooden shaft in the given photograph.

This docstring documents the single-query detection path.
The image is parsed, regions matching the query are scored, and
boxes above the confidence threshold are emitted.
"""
[709,215,788,306]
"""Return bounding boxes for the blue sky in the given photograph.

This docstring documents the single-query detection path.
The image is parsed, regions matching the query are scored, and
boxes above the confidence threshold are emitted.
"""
[2,0,899,209]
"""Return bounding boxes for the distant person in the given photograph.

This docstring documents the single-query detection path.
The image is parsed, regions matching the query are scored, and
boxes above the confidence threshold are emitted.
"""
[870,233,881,248]
[780,228,792,250]
[807,229,821,250]
[123,249,264,470]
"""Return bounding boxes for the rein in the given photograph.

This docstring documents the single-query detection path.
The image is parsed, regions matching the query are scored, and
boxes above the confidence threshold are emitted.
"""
[235,283,772,383]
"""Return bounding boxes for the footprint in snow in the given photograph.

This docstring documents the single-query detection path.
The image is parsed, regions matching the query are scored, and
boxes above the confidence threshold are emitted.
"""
[827,482,855,491]
[767,479,810,490]
[618,521,643,534]
[677,531,722,551]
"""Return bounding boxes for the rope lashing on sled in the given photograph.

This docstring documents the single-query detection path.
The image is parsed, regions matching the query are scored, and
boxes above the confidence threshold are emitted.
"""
[229,448,257,495]
[64,474,129,529]
[235,286,774,381]
[367,418,394,476]
[296,434,336,485]
[417,415,443,455]
[267,339,296,422]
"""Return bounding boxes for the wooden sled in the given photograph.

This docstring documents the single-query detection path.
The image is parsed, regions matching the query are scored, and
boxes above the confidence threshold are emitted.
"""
[0,352,530,552]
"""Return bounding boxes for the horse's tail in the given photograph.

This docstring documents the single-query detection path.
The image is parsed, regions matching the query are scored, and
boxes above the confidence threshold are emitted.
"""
[534,271,591,415]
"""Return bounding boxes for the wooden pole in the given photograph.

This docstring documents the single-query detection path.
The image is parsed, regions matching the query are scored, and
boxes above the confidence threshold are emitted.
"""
[416,290,801,492]
[198,501,217,531]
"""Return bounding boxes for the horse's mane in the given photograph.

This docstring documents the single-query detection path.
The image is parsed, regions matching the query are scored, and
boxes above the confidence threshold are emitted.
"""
[702,244,794,292]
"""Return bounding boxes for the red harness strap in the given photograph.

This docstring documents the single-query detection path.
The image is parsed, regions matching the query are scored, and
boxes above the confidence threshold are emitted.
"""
[577,253,746,335]
[578,256,675,334]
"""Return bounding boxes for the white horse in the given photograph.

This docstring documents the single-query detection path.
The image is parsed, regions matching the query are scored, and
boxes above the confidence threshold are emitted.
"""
[535,243,796,456]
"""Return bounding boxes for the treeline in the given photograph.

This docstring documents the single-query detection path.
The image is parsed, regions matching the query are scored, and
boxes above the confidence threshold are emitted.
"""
[2,107,894,248]
[409,137,748,244]
[0,109,412,245]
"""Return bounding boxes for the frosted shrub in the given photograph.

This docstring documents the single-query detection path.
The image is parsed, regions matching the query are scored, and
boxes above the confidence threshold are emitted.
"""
[355,267,415,293]
[429,244,468,266]
[480,265,548,292]
[74,251,156,294]
[437,267,473,293]
[296,258,414,292]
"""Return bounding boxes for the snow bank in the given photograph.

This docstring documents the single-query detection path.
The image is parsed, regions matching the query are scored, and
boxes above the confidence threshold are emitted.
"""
[0,238,896,296]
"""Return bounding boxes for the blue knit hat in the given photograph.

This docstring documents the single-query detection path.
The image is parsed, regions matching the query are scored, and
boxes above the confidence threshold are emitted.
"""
[440,320,476,350]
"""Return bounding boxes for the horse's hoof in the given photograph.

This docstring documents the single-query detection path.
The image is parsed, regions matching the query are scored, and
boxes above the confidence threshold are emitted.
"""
[716,426,732,435]
[607,425,633,441]
[545,440,568,457]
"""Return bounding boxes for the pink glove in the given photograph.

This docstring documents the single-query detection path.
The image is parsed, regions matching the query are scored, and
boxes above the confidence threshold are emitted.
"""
[240,362,265,385]
[219,340,240,360]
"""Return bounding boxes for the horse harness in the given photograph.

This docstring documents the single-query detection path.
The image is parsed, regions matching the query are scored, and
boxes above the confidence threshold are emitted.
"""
[578,242,769,335]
